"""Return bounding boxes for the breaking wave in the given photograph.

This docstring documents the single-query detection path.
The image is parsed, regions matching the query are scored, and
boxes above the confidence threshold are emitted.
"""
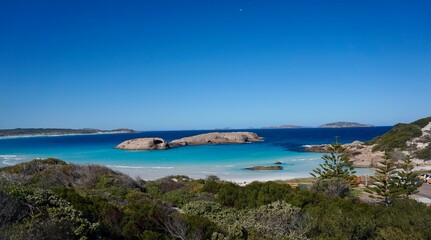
[0,154,28,166]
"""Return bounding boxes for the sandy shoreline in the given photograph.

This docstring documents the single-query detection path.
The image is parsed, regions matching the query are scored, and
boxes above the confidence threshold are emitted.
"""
[111,165,312,184]
[0,131,138,139]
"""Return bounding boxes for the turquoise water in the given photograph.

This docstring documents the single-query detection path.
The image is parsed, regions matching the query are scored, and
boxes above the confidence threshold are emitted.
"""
[0,128,391,181]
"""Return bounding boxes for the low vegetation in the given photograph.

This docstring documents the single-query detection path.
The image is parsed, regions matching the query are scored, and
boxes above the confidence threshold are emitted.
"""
[1,159,431,239]
[368,116,431,155]
[368,123,422,151]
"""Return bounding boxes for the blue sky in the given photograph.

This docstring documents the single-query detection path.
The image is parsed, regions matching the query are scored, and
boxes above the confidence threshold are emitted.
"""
[1,0,430,130]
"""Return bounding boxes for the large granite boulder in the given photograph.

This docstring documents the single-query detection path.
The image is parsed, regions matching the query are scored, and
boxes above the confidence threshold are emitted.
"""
[116,138,170,150]
[170,132,262,147]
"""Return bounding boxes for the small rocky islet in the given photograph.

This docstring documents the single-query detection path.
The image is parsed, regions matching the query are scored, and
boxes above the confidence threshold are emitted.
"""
[244,166,284,171]
[115,132,263,150]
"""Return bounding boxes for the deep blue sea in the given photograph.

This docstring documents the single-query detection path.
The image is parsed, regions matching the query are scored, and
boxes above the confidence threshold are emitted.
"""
[0,127,391,181]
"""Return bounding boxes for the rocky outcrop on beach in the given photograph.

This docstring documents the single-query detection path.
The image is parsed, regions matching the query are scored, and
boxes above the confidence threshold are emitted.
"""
[116,138,170,150]
[304,140,431,168]
[304,142,384,167]
[169,132,262,147]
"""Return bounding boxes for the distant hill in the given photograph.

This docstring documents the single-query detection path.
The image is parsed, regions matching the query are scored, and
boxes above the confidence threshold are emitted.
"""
[261,125,304,129]
[368,116,431,159]
[318,122,374,128]
[0,128,135,137]
[214,127,232,130]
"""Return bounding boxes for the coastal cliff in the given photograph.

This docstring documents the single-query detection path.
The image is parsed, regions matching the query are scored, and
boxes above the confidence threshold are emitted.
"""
[305,116,431,167]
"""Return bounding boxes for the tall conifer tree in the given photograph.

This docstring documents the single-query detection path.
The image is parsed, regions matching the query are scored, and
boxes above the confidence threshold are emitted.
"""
[397,155,422,197]
[310,142,356,183]
[366,152,402,206]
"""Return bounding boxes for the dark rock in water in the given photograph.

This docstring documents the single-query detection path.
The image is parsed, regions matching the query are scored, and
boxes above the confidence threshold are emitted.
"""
[244,166,283,171]
[274,161,282,164]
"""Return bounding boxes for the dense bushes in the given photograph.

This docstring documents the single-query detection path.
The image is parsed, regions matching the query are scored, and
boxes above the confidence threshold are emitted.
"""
[183,200,309,239]
[412,117,431,128]
[2,159,431,239]
[416,144,431,159]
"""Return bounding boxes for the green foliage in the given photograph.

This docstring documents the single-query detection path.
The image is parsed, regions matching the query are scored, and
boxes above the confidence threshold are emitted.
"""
[183,214,220,240]
[142,177,201,207]
[309,178,351,198]
[53,187,116,224]
[182,201,223,216]
[397,155,422,197]
[3,158,431,239]
[369,123,422,151]
[183,200,309,240]
[2,185,100,240]
[215,181,294,209]
[366,152,403,205]
[415,144,431,160]
[412,117,431,128]
[202,175,222,194]
[0,158,66,174]
[310,143,356,183]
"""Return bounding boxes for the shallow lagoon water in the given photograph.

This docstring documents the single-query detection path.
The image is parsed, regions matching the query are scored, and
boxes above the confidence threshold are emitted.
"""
[0,127,391,181]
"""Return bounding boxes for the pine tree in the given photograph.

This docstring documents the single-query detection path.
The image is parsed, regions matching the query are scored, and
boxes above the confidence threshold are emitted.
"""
[310,142,356,183]
[397,155,422,197]
[366,152,402,206]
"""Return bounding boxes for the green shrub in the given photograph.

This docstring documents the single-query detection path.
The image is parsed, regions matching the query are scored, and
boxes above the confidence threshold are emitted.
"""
[369,123,422,151]
[412,117,431,128]
[0,158,66,174]
[309,178,351,198]
[415,145,431,160]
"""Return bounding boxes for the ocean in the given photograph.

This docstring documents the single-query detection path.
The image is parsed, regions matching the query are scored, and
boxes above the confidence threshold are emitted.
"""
[0,127,391,182]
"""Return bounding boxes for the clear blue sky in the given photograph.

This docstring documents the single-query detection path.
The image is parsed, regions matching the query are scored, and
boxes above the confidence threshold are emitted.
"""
[1,0,430,130]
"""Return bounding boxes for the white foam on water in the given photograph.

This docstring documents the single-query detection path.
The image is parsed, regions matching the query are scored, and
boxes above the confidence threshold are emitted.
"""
[0,154,29,166]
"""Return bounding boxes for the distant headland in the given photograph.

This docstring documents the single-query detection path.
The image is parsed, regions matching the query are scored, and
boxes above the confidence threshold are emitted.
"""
[260,122,374,129]
[0,128,136,138]
[318,122,374,128]
[261,125,304,129]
